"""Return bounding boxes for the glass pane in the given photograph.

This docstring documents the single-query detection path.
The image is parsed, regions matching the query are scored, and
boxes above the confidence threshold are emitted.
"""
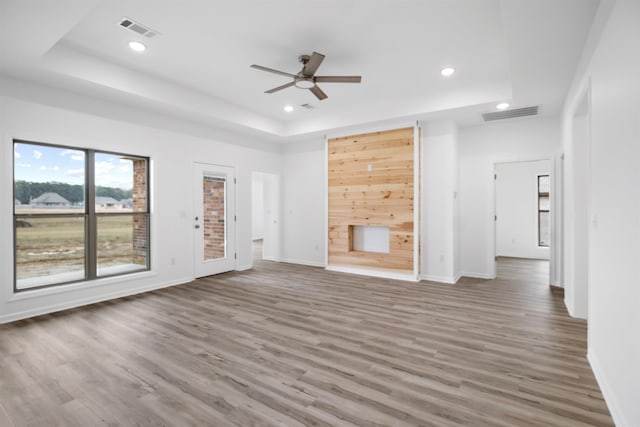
[14,142,85,214]
[538,175,550,194]
[539,211,550,247]
[539,195,550,211]
[15,216,86,289]
[97,214,148,277]
[94,153,147,213]
[203,176,226,260]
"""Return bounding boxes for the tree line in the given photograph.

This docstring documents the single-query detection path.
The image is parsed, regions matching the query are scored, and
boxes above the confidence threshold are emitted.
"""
[15,181,132,205]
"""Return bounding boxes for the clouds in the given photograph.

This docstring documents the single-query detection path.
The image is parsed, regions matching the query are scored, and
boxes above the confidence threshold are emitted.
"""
[94,155,134,189]
[60,149,84,161]
[14,143,134,189]
[95,160,115,174]
[117,159,132,174]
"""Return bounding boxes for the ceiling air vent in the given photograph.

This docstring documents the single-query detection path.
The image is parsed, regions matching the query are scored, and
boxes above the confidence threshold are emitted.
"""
[482,106,539,122]
[119,17,160,38]
[300,103,314,109]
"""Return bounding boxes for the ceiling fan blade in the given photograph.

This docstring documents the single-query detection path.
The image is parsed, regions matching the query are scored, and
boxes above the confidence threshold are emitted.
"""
[310,85,328,100]
[265,81,295,94]
[315,76,362,83]
[251,64,296,78]
[302,52,325,77]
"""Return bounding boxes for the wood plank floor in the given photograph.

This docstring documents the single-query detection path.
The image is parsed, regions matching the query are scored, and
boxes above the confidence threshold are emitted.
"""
[0,250,613,426]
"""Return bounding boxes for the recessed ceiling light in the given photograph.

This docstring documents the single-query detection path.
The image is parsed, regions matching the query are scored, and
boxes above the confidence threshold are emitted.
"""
[128,41,146,52]
[284,105,294,113]
[441,67,455,77]
[496,102,510,110]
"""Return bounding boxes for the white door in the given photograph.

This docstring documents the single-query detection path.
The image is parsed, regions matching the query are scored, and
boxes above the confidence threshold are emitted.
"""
[194,163,236,278]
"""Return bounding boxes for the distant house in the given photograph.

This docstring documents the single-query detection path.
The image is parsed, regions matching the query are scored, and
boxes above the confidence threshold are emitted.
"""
[30,192,71,207]
[95,196,120,209]
[120,198,133,209]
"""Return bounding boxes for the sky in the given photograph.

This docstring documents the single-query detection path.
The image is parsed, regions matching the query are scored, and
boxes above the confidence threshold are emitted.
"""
[14,142,135,189]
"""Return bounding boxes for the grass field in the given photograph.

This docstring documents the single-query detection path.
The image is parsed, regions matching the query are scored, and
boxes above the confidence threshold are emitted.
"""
[15,215,145,280]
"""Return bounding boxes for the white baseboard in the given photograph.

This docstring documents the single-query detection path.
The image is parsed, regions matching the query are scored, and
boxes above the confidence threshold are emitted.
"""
[282,258,325,268]
[454,271,463,283]
[421,274,457,284]
[0,276,193,324]
[326,265,419,282]
[564,295,587,319]
[236,264,252,271]
[459,271,494,279]
[262,256,281,262]
[564,295,576,317]
[588,348,628,427]
[421,271,462,284]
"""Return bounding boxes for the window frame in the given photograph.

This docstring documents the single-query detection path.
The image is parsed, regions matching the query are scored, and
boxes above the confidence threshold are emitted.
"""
[537,174,550,247]
[13,139,150,292]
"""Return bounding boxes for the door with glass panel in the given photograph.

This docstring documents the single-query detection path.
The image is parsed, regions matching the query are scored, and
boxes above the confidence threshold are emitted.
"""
[193,163,236,278]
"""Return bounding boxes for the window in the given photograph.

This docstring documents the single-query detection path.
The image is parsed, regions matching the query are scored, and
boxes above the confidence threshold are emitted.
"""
[13,140,149,291]
[538,175,550,247]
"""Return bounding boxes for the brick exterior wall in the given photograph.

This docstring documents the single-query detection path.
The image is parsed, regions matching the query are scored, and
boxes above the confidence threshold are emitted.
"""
[132,159,148,265]
[203,177,225,260]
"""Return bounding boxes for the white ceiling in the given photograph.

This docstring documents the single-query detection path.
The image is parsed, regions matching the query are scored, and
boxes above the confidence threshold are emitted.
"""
[0,0,599,141]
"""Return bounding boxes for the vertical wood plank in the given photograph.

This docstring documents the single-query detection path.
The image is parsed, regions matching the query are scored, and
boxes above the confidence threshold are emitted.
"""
[328,127,415,273]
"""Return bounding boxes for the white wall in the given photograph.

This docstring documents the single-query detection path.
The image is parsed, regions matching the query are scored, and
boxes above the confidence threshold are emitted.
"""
[495,160,550,260]
[459,116,561,279]
[562,0,640,424]
[251,174,264,240]
[0,89,280,323]
[564,93,590,319]
[280,139,326,267]
[421,120,460,283]
[281,122,461,282]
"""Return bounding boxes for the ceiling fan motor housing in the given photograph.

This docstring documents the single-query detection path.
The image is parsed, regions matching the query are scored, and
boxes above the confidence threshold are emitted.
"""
[298,54,311,64]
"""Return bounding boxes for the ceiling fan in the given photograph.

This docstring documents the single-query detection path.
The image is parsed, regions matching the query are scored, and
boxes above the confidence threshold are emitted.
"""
[250,52,362,100]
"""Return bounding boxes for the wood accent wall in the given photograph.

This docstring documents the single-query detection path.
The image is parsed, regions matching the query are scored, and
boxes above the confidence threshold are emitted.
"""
[328,127,416,273]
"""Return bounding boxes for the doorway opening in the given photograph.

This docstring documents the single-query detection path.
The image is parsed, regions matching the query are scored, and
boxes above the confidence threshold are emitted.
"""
[494,159,551,284]
[251,172,280,264]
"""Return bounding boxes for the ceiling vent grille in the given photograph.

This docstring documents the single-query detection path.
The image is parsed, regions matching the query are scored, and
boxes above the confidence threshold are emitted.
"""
[482,106,539,122]
[300,103,314,109]
[119,17,160,38]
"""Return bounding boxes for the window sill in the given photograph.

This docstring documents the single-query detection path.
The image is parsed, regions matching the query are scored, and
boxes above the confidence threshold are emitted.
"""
[8,268,157,302]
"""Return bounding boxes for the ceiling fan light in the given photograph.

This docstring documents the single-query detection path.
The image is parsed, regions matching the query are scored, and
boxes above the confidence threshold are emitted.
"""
[294,78,315,89]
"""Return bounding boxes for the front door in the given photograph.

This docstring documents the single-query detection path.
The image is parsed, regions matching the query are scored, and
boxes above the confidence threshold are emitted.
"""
[194,163,236,278]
